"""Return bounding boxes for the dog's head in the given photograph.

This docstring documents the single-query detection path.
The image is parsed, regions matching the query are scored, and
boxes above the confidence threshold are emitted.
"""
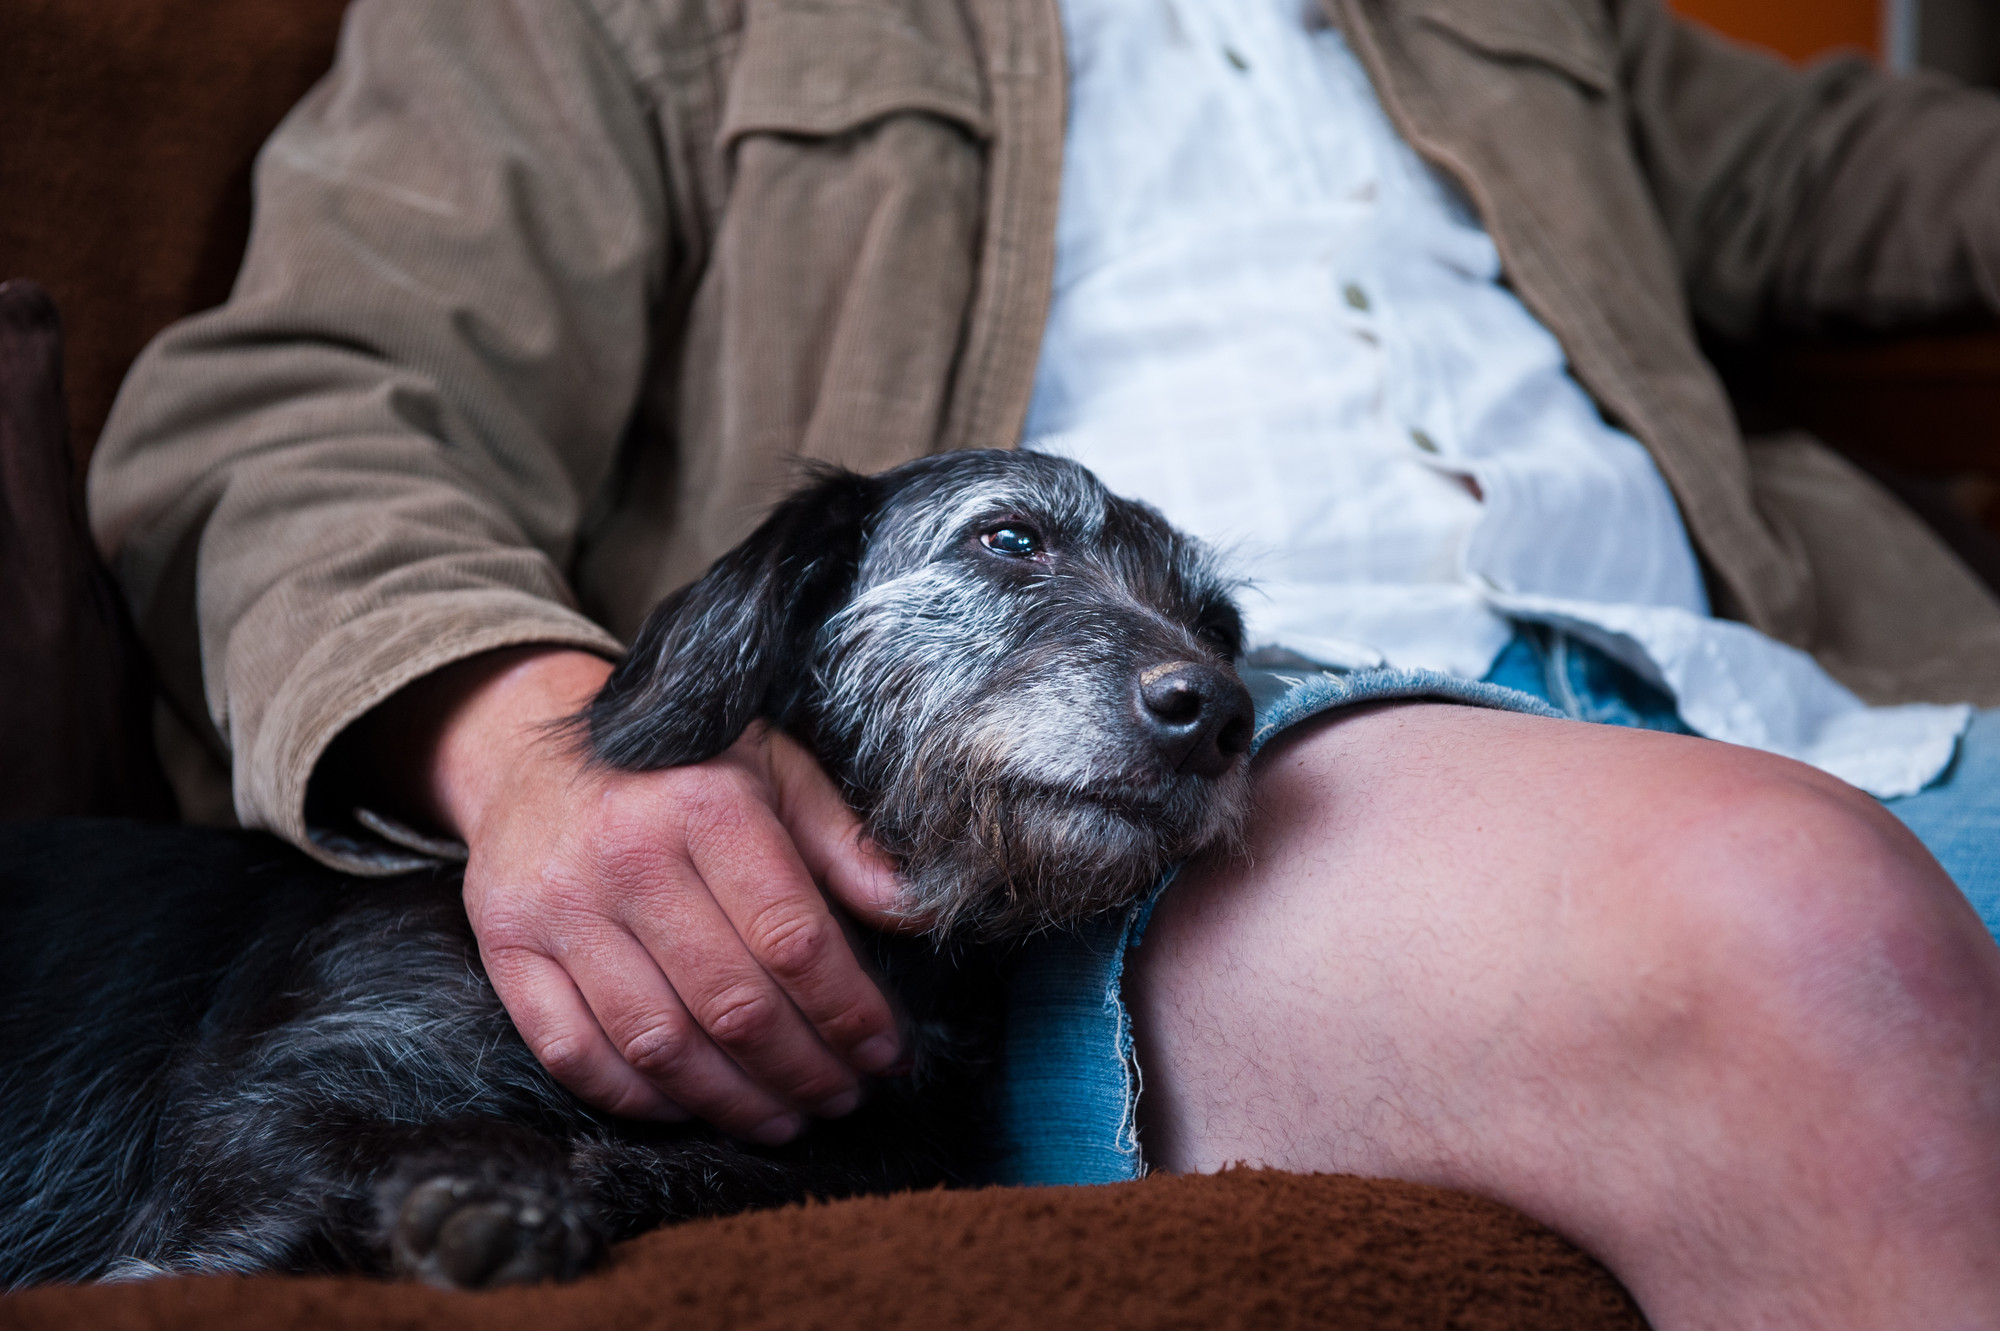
[586,450,1253,936]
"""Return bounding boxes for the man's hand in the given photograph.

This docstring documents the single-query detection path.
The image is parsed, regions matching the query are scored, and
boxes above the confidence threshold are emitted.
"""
[353,647,907,1142]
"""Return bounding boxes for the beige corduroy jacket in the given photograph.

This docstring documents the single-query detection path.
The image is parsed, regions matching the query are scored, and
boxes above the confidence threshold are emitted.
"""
[90,0,2000,870]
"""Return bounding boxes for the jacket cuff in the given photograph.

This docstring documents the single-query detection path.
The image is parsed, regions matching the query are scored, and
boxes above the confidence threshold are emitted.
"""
[237,590,624,874]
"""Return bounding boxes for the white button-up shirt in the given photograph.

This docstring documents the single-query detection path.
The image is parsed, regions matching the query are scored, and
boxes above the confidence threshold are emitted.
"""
[1023,0,1969,797]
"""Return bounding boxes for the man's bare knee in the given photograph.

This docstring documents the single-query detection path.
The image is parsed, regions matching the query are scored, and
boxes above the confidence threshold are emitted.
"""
[1589,751,1995,1069]
[1129,706,2000,1325]
[1131,705,2000,1313]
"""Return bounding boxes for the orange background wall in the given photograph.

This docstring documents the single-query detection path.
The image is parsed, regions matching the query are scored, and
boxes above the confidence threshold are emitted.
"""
[1668,0,1881,61]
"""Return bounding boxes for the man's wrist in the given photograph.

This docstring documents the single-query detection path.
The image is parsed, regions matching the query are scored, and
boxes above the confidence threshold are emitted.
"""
[338,646,614,843]
[427,648,614,841]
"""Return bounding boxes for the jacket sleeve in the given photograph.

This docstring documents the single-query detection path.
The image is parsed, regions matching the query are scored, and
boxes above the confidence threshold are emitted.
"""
[1609,0,2000,340]
[88,0,664,870]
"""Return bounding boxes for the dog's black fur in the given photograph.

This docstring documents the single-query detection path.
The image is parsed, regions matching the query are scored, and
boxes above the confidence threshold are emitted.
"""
[0,450,1252,1289]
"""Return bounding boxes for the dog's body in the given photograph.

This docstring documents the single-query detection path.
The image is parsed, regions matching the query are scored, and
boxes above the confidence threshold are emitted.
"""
[0,822,998,1287]
[0,452,1253,1289]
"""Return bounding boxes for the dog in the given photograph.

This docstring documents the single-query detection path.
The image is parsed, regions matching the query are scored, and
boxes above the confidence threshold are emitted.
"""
[0,450,1254,1289]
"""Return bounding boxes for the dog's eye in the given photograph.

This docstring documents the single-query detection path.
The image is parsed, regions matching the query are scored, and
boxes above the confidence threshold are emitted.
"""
[980,526,1042,558]
[1195,610,1243,657]
[1198,625,1241,656]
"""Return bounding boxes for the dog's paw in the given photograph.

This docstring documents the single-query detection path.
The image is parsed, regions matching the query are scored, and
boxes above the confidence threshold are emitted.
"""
[389,1172,603,1289]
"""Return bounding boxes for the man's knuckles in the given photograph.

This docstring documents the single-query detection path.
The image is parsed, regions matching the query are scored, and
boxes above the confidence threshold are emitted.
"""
[612,990,853,1116]
[673,770,778,851]
[526,1029,599,1088]
[694,982,792,1052]
[739,905,839,984]
[614,1011,704,1082]
[469,909,565,969]
[813,997,895,1056]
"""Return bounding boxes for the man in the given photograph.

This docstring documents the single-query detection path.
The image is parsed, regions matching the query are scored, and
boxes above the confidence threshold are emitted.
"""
[90,0,2000,1324]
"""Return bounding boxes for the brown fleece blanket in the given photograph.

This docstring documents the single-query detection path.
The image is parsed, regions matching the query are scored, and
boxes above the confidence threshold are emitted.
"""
[0,1171,1646,1331]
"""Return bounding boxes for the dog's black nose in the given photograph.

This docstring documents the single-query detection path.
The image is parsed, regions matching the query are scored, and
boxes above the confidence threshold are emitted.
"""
[1136,662,1254,778]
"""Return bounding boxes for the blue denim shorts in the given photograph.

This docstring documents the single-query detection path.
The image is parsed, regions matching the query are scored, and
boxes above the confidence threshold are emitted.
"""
[988,625,1999,1187]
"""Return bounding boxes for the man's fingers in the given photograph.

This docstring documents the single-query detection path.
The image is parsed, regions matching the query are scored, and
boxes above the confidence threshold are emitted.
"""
[684,771,905,1076]
[478,944,690,1123]
[765,729,906,925]
[557,931,812,1142]
[617,851,869,1115]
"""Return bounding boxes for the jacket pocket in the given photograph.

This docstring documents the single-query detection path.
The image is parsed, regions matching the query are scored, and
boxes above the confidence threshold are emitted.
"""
[719,0,992,148]
[1405,0,1614,98]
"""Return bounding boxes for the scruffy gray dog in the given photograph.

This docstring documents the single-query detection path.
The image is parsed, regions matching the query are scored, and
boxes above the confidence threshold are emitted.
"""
[0,450,1253,1290]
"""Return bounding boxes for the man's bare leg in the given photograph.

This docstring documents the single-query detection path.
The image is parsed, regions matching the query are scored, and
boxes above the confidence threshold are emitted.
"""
[1129,704,2000,1330]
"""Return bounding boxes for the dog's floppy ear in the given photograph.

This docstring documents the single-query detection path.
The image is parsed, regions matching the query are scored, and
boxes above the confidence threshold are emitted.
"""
[585,467,878,770]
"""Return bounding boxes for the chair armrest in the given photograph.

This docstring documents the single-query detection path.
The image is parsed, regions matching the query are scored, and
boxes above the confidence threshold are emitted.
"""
[1716,326,2000,592]
[1757,330,2000,480]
